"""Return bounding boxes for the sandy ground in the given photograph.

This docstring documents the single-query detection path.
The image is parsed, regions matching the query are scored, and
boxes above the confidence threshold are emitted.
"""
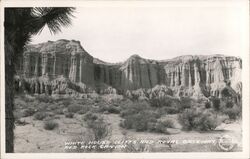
[14,113,242,152]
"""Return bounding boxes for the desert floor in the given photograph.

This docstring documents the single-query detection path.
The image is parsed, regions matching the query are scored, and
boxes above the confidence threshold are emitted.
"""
[13,95,242,153]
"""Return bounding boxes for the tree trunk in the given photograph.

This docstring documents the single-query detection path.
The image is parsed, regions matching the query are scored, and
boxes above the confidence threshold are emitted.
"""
[5,45,15,153]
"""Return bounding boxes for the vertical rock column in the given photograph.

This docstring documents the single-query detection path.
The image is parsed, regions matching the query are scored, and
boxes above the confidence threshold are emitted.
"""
[194,63,201,85]
[213,59,225,83]
[175,66,181,86]
[69,55,77,82]
[23,53,31,77]
[206,61,211,85]
[188,64,192,87]
[181,64,186,86]
[34,55,39,76]
[42,53,48,76]
[79,53,94,85]
[170,70,174,87]
[53,55,56,77]
[79,55,83,82]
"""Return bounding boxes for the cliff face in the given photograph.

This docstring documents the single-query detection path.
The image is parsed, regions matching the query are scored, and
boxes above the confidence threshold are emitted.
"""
[15,40,242,99]
[17,39,94,85]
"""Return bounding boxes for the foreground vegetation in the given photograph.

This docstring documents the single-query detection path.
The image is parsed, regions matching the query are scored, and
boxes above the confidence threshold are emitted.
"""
[13,91,242,152]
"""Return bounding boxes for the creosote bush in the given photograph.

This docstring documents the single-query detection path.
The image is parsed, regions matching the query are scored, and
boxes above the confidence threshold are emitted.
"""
[65,112,74,118]
[222,105,241,120]
[211,97,221,112]
[36,95,54,103]
[43,120,58,130]
[119,101,166,133]
[100,105,120,114]
[82,112,112,150]
[34,112,47,120]
[178,97,193,111]
[205,101,211,109]
[22,108,35,117]
[87,117,111,141]
[149,97,173,108]
[155,121,168,133]
[161,119,175,128]
[78,106,90,114]
[211,98,241,120]
[178,108,220,131]
[68,104,82,113]
[83,112,98,122]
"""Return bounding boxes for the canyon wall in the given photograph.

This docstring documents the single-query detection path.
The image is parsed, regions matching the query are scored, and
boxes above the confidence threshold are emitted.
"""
[15,40,242,99]
[17,39,94,85]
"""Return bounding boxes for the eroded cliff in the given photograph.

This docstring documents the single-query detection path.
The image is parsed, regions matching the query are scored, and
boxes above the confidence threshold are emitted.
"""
[15,39,242,100]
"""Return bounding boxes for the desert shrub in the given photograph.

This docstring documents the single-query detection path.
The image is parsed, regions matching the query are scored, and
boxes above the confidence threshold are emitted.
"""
[21,95,35,103]
[15,119,29,126]
[82,112,111,144]
[147,122,157,132]
[21,108,35,117]
[54,115,61,119]
[211,97,221,112]
[54,109,64,114]
[159,107,179,115]
[205,101,211,109]
[120,112,158,132]
[77,105,90,114]
[155,121,168,133]
[36,102,48,111]
[221,88,232,98]
[34,112,47,120]
[220,100,241,120]
[196,112,220,131]
[223,106,241,120]
[196,98,206,104]
[83,112,98,122]
[149,97,172,107]
[68,104,82,113]
[120,101,151,117]
[54,97,72,103]
[100,105,120,114]
[107,106,120,114]
[225,101,234,108]
[86,117,111,141]
[120,101,178,133]
[78,109,88,114]
[93,96,102,103]
[65,112,74,118]
[178,108,219,131]
[124,142,149,152]
[43,120,58,130]
[14,97,29,109]
[150,119,173,134]
[120,101,161,132]
[161,119,175,128]
[13,111,22,121]
[61,99,71,107]
[178,97,193,111]
[133,113,151,132]
[36,95,54,103]
[50,104,59,110]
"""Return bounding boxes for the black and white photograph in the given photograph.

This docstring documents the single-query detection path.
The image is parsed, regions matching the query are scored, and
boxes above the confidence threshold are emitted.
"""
[1,0,249,158]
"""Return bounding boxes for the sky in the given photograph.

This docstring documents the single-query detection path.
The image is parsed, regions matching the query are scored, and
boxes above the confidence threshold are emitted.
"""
[31,1,246,63]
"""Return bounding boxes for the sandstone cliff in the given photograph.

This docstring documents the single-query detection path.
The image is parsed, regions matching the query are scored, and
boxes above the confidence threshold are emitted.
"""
[15,40,242,100]
[17,39,94,84]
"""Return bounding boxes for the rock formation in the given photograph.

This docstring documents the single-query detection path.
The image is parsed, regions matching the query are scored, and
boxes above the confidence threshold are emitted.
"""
[15,39,242,99]
[17,39,94,84]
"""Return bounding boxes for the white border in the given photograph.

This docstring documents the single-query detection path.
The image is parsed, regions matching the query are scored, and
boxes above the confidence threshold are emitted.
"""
[0,0,249,159]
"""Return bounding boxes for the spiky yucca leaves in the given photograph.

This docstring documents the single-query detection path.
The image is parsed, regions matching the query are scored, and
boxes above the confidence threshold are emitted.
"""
[4,7,75,152]
[30,8,75,34]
